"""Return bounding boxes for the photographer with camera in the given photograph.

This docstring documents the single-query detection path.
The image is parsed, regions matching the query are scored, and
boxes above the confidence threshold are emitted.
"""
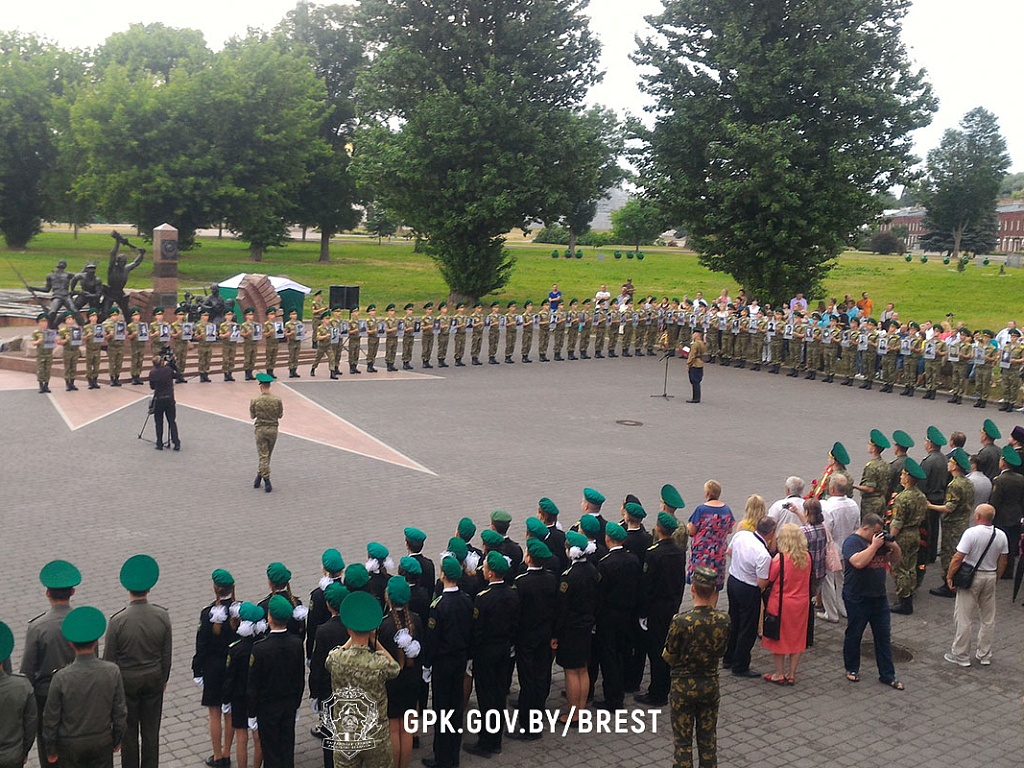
[841,512,904,689]
[148,355,180,451]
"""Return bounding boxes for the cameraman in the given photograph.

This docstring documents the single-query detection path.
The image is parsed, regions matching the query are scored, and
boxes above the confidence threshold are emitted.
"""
[840,512,904,689]
[148,355,180,451]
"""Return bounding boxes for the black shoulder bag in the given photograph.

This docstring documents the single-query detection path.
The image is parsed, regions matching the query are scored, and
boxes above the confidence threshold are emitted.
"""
[762,554,784,641]
[951,529,997,589]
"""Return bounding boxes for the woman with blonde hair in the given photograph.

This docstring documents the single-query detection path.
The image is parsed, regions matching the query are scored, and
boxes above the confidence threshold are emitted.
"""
[762,524,811,685]
[737,494,767,533]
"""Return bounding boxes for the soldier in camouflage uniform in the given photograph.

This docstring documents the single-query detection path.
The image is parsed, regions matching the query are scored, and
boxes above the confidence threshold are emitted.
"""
[606,303,620,358]
[104,308,127,387]
[879,323,900,392]
[284,309,302,378]
[578,299,592,359]
[127,308,149,386]
[821,316,839,382]
[240,308,259,381]
[168,308,189,383]
[889,458,928,615]
[401,303,416,370]
[973,329,997,408]
[997,328,1023,410]
[503,301,518,364]
[347,307,363,375]
[485,302,502,364]
[592,301,607,359]
[899,324,923,396]
[565,299,579,361]
[310,290,326,350]
[219,309,240,382]
[927,448,975,598]
[663,566,730,768]
[537,299,551,362]
[31,313,55,393]
[921,329,947,400]
[946,327,971,404]
[383,303,399,371]
[786,312,805,376]
[469,302,484,365]
[644,301,660,355]
[435,302,451,367]
[365,305,381,372]
[452,302,468,367]
[194,310,215,383]
[748,312,764,370]
[419,302,435,369]
[855,430,892,521]
[552,302,567,361]
[768,310,784,373]
[325,592,400,768]
[520,299,535,362]
[56,312,82,391]
[82,309,104,389]
[309,309,332,377]
[250,373,283,492]
[263,307,282,377]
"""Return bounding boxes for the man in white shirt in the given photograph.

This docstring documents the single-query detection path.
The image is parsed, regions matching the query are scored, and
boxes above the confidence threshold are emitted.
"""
[819,475,862,622]
[722,518,776,678]
[748,299,761,318]
[995,320,1016,348]
[595,285,611,309]
[944,504,1008,667]
[768,477,806,526]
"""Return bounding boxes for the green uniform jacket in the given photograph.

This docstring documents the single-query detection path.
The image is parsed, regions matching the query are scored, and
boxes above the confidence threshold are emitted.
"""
[102,601,173,684]
[20,604,74,697]
[662,605,730,675]
[0,670,35,765]
[891,487,927,534]
[250,393,284,426]
[42,654,126,754]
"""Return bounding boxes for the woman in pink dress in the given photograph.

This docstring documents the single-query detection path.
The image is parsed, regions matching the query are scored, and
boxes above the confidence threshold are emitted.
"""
[762,523,811,684]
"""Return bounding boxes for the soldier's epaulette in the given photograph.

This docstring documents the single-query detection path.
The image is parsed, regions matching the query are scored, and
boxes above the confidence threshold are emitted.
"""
[514,572,528,581]
[28,611,46,623]
[429,596,442,609]
[477,588,491,598]
[151,603,169,611]
[646,543,659,551]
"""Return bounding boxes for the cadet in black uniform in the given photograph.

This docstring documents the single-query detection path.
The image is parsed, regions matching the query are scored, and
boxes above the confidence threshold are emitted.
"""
[307,583,349,768]
[490,510,523,583]
[620,500,653,693]
[305,549,345,663]
[579,514,609,566]
[538,498,568,572]
[365,543,394,607]
[247,595,305,768]
[510,539,558,741]
[421,557,473,768]
[553,531,598,727]
[404,527,436,591]
[463,552,519,758]
[595,522,642,710]
[258,563,307,637]
[635,513,687,707]
[192,569,237,768]
[223,603,265,768]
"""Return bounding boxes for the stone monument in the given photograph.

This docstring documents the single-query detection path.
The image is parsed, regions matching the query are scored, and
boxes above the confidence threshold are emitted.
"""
[152,223,179,309]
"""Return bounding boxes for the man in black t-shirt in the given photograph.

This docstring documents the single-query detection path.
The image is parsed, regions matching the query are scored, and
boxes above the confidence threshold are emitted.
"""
[148,356,180,451]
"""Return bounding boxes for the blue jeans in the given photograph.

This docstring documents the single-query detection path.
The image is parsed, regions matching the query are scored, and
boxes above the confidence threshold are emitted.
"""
[842,594,895,681]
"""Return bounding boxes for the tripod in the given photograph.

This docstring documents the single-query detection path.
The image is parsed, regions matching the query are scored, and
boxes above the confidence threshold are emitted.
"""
[137,397,170,447]
[651,350,675,400]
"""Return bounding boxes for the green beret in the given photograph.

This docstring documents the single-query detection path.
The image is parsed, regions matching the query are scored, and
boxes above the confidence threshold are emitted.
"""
[120,554,159,592]
[490,301,500,308]
[320,309,332,319]
[268,594,293,622]
[570,298,579,306]
[130,308,141,316]
[1002,445,1022,467]
[903,457,926,480]
[60,311,73,321]
[404,303,414,310]
[386,303,396,311]
[624,502,647,520]
[579,515,600,538]
[437,301,447,308]
[324,582,348,611]
[661,484,684,510]
[951,447,971,473]
[527,538,552,560]
[526,517,548,539]
[565,531,588,549]
[40,560,82,589]
[322,548,345,573]
[892,430,915,449]
[255,372,274,383]
[441,556,463,580]
[507,301,517,308]
[404,527,427,545]
[983,419,1002,439]
[472,301,482,308]
[386,575,411,606]
[486,550,510,575]
[909,321,919,329]
[367,542,389,561]
[583,487,606,505]
[982,329,994,338]
[524,300,533,307]
[266,307,277,314]
[455,302,465,308]
[173,307,185,316]
[108,308,121,315]
[926,425,947,446]
[238,602,264,622]
[457,518,476,539]
[605,522,627,542]
[399,556,422,576]
[869,429,891,450]
[243,307,254,315]
[36,312,48,321]
[491,509,512,524]
[211,569,234,587]
[538,497,559,516]
[481,529,504,548]
[200,310,210,316]
[367,304,376,311]
[0,621,13,662]
[582,298,592,305]
[692,566,717,587]
[830,442,850,466]
[344,563,370,589]
[423,302,434,309]
[446,537,468,561]
[657,511,680,532]
[62,606,106,644]
[87,308,99,317]
[152,307,164,316]
[266,562,292,585]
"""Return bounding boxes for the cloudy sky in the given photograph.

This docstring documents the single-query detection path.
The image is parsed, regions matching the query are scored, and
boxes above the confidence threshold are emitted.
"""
[6,0,1022,172]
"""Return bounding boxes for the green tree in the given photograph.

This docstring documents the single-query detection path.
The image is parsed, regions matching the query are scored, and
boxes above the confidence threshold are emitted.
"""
[635,0,935,304]
[610,197,664,252]
[999,171,1024,197]
[93,23,211,83]
[919,107,1010,260]
[355,0,602,301]
[366,208,397,243]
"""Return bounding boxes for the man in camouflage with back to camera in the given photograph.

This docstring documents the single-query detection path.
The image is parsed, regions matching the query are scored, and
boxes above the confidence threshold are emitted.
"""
[663,565,730,768]
[250,372,283,493]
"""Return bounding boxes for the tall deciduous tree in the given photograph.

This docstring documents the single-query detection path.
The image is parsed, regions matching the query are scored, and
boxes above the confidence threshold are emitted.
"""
[610,197,664,252]
[635,0,935,304]
[918,107,1010,260]
[356,0,602,301]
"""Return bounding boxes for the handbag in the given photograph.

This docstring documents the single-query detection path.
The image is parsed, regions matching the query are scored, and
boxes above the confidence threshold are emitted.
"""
[824,525,843,573]
[951,529,997,589]
[762,554,784,641]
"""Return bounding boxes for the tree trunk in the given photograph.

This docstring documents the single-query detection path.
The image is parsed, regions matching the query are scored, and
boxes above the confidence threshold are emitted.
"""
[301,226,307,242]
[951,225,964,261]
[568,231,578,258]
[218,222,223,239]
[72,223,78,239]
[319,231,331,263]
[447,291,476,307]
[250,243,264,262]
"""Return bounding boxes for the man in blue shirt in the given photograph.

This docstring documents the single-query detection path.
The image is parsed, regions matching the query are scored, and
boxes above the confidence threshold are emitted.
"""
[548,284,562,312]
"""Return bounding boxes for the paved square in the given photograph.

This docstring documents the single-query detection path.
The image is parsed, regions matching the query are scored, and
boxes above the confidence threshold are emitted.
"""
[3,354,1021,767]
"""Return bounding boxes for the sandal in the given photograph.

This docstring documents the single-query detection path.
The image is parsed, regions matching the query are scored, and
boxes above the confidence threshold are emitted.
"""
[763,673,788,685]
[785,676,796,685]
[881,678,905,691]
[845,671,860,683]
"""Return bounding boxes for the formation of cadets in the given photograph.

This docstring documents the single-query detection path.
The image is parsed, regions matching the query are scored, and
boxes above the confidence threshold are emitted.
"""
[0,486,691,768]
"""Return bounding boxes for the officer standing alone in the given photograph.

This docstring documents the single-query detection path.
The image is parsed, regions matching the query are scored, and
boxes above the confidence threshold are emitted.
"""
[251,373,284,493]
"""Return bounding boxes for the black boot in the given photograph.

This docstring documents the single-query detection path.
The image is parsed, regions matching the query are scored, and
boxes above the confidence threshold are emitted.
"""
[608,351,617,358]
[403,363,413,370]
[906,387,914,397]
[947,394,958,403]
[890,597,913,615]
[66,381,77,391]
[636,350,646,357]
[289,369,300,378]
[594,352,603,359]
[472,358,482,366]
[929,583,955,598]
[245,370,254,381]
[752,363,761,371]
[789,369,799,377]
[254,475,262,489]
[438,360,449,368]
[367,364,377,372]
[310,365,317,377]
[489,356,498,365]
[805,370,815,380]
[454,360,465,367]
[975,398,987,408]
[111,378,121,387]
[622,351,631,357]
[224,373,235,382]
[540,354,548,362]
[581,352,590,360]
[523,356,532,363]
[567,353,576,361]
[859,379,869,389]
[864,381,873,390]
[330,370,339,379]
[132,375,143,385]
[554,354,564,361]
[38,382,46,394]
[264,478,272,493]
[422,361,433,369]
[387,363,396,372]
[88,378,100,390]
[505,356,515,364]
[350,365,360,374]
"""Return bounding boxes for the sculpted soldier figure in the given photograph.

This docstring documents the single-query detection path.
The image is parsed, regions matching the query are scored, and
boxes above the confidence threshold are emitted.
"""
[29,260,77,328]
[103,233,145,320]
[70,263,104,314]
[200,285,228,327]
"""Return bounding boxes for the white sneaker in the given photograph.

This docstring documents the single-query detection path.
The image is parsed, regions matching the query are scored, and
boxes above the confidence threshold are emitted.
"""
[944,653,970,667]
[976,656,992,666]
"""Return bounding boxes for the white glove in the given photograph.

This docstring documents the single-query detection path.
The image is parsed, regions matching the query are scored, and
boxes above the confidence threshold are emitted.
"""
[639,618,648,631]
[509,646,516,658]
[221,703,231,714]
[405,639,421,659]
[248,717,258,731]
[193,677,204,688]
[292,605,309,622]
[422,667,432,684]
[311,699,319,714]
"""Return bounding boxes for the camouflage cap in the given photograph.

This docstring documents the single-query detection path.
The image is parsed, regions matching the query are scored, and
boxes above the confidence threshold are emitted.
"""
[692,566,717,587]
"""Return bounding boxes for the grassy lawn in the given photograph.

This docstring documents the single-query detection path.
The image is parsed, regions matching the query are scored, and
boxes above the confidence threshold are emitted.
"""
[1,231,1019,330]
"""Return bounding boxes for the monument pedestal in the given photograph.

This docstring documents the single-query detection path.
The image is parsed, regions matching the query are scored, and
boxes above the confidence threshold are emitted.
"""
[152,223,179,308]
